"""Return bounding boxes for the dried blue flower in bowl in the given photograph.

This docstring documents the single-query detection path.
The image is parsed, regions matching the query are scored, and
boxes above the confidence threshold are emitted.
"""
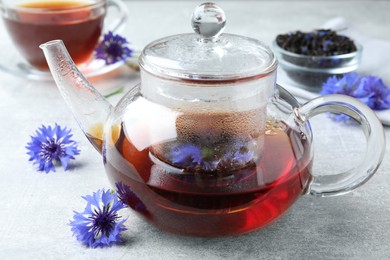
[273,29,362,90]
[26,124,80,173]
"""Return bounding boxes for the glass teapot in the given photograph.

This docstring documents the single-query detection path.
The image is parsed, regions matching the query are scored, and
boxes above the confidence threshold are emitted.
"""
[41,3,385,237]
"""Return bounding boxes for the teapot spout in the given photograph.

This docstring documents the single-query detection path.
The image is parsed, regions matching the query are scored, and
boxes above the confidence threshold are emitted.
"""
[40,40,113,153]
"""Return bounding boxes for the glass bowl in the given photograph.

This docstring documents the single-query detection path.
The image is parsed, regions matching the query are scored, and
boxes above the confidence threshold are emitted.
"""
[272,40,362,91]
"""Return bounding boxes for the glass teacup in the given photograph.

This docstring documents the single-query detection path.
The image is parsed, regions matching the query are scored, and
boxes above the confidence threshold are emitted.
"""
[0,0,128,69]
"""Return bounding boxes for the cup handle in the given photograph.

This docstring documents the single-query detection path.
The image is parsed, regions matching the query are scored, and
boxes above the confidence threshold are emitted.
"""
[106,0,129,33]
[292,94,386,197]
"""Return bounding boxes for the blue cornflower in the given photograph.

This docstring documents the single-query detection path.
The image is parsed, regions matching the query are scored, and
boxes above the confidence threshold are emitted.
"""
[360,76,390,110]
[95,31,133,65]
[69,189,127,248]
[116,182,147,213]
[232,149,255,165]
[321,73,364,97]
[169,142,255,171]
[26,124,80,173]
[169,144,222,171]
[321,73,390,121]
[170,144,203,168]
[221,141,255,169]
[321,73,390,110]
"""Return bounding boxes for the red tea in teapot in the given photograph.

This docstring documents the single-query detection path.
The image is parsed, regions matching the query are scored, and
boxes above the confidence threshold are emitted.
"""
[42,0,384,238]
[2,0,105,69]
[103,117,313,237]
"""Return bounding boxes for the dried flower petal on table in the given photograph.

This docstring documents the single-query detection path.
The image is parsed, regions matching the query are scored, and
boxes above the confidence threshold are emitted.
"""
[26,124,80,173]
[95,31,133,65]
[69,189,127,248]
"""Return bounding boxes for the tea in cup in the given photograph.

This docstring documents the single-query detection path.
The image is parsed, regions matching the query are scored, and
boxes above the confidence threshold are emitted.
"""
[1,0,128,69]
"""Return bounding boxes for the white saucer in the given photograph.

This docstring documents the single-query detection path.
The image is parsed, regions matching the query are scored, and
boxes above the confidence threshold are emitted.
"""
[0,43,123,81]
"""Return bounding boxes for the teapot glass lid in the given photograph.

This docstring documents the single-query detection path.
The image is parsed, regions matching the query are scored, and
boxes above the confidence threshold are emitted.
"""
[139,2,277,82]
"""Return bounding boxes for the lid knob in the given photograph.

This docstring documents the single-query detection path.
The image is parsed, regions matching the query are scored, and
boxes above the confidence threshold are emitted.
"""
[191,2,226,40]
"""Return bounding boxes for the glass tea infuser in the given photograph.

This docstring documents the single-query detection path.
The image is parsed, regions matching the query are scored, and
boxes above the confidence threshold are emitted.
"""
[41,3,385,236]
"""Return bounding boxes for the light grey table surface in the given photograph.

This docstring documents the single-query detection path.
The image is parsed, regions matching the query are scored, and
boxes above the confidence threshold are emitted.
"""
[0,1,389,259]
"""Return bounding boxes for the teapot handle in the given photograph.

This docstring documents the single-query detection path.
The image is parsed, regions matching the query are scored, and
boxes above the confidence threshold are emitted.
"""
[293,94,385,197]
[106,0,129,33]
